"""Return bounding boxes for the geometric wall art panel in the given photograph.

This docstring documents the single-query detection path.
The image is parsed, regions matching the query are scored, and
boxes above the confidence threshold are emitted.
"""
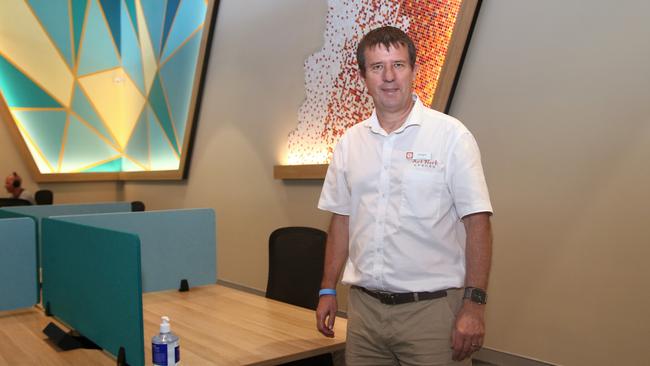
[0,0,220,181]
[71,83,119,147]
[28,0,75,68]
[276,0,481,179]
[125,109,150,170]
[148,74,179,155]
[61,114,121,173]
[160,31,203,145]
[77,0,121,76]
[11,110,67,170]
[0,55,62,108]
[148,105,180,171]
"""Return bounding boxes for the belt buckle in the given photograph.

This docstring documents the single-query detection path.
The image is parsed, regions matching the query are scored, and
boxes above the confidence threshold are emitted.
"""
[382,292,398,305]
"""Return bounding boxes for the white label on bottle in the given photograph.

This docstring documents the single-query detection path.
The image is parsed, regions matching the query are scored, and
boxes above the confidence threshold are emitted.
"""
[167,341,176,365]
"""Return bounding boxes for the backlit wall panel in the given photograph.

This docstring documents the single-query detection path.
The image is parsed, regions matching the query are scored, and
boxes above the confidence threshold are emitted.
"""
[287,0,463,165]
[0,0,216,181]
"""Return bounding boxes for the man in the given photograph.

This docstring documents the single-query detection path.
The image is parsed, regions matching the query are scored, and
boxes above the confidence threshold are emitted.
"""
[316,26,493,365]
[5,172,35,204]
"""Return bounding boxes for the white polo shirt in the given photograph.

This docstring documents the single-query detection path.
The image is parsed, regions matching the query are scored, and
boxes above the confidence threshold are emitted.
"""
[318,95,492,293]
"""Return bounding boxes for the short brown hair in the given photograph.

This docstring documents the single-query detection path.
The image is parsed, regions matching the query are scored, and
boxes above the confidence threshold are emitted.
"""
[356,26,417,77]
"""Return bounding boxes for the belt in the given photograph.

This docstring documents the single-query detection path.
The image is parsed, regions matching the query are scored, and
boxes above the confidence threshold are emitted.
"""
[353,285,447,305]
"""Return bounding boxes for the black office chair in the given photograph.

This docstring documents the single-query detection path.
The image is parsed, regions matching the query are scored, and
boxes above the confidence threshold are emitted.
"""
[266,227,333,366]
[266,227,327,309]
[131,201,145,212]
[0,198,32,207]
[34,190,53,205]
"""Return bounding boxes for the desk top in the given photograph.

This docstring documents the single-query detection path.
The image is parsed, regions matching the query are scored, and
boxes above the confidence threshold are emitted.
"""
[143,284,347,365]
[0,284,346,366]
[0,308,114,365]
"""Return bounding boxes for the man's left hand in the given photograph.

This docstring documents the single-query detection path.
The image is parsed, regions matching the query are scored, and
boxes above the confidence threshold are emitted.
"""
[451,301,485,361]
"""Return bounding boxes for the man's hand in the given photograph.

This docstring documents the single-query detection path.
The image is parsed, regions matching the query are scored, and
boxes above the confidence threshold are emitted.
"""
[451,301,485,361]
[316,295,338,337]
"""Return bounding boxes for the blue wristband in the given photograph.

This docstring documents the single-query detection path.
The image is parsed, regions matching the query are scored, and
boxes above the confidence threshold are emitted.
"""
[319,288,336,296]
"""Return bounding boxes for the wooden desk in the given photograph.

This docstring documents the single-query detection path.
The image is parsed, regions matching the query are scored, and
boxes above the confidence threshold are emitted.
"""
[143,284,346,365]
[0,285,346,365]
[0,308,113,365]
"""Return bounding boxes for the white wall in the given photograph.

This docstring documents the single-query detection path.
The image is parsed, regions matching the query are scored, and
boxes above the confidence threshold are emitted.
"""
[449,1,650,365]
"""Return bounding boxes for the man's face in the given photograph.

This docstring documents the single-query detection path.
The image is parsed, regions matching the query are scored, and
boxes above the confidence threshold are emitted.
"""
[361,44,417,114]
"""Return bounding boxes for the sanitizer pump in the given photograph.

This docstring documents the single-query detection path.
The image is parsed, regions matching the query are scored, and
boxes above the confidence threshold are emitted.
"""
[152,316,180,365]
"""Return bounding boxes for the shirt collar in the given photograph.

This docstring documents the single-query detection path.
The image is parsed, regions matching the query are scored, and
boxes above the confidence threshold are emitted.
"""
[364,94,423,135]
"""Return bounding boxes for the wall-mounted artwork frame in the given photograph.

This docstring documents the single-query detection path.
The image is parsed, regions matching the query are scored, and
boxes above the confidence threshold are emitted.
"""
[275,0,482,180]
[0,0,220,182]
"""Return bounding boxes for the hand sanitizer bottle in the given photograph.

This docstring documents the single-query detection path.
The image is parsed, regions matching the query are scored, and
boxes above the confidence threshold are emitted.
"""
[152,316,180,365]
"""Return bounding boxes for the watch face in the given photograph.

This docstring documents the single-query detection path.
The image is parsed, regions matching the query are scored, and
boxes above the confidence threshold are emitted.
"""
[471,290,486,304]
[465,288,487,304]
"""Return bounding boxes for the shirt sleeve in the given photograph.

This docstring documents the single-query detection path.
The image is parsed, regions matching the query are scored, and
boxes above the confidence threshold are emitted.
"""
[447,131,493,218]
[318,137,351,215]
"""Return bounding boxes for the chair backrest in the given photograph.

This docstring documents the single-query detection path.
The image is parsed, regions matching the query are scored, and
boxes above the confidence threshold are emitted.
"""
[266,227,327,310]
[0,198,32,207]
[130,201,145,212]
[34,190,53,205]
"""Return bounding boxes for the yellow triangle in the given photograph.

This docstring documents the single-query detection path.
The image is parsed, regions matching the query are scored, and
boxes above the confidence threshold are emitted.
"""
[78,68,145,149]
[136,0,157,95]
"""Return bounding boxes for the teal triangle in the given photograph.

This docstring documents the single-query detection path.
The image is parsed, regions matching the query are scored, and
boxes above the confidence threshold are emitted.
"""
[62,114,120,172]
[121,157,144,172]
[148,74,179,153]
[0,55,61,108]
[147,105,179,170]
[124,0,138,36]
[28,0,74,68]
[71,84,118,146]
[141,0,166,57]
[125,107,149,166]
[77,0,120,76]
[11,111,66,169]
[82,157,122,172]
[160,30,202,146]
[99,0,121,56]
[121,2,145,92]
[161,0,206,61]
[71,0,88,63]
[161,0,181,57]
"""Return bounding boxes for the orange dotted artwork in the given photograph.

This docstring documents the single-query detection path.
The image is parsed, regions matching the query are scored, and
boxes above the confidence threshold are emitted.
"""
[287,0,463,164]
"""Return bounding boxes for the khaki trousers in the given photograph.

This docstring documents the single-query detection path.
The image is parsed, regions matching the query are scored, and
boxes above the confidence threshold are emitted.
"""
[345,287,471,366]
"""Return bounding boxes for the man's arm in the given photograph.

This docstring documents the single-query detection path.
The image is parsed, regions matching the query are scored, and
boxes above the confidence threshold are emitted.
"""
[452,212,492,361]
[316,213,350,337]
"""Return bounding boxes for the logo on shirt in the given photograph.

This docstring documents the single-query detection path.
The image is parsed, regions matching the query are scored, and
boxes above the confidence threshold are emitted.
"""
[406,151,441,169]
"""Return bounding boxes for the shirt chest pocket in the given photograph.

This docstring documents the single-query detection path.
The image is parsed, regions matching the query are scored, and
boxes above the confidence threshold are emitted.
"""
[399,168,446,220]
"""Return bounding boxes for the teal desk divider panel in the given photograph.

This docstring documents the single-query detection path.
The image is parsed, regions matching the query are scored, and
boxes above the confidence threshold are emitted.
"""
[54,209,217,292]
[0,209,24,219]
[0,202,131,220]
[1,202,131,271]
[0,217,38,311]
[41,218,144,366]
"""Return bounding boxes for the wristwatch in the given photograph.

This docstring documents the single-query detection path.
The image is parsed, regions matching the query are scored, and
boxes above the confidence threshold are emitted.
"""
[463,287,487,305]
